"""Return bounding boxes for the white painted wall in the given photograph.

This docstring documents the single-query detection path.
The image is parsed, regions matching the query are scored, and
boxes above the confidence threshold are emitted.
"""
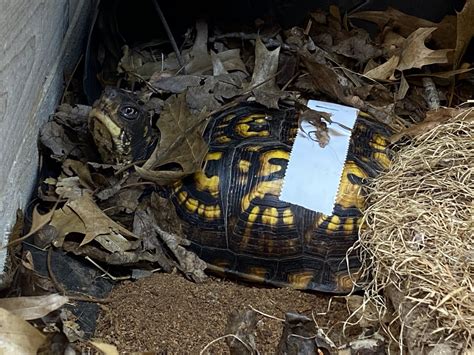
[0,0,93,287]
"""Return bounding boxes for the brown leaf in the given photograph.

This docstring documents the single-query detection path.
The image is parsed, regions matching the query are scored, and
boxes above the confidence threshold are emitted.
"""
[149,194,207,282]
[248,37,283,109]
[365,28,452,81]
[67,195,138,247]
[55,177,91,200]
[454,0,474,68]
[396,73,410,101]
[137,94,208,185]
[364,55,400,80]
[185,20,212,75]
[47,195,138,251]
[390,107,464,142]
[406,67,473,79]
[0,308,46,353]
[396,28,451,72]
[0,294,68,320]
[350,7,456,49]
[332,29,382,63]
[90,341,119,355]
[300,49,348,102]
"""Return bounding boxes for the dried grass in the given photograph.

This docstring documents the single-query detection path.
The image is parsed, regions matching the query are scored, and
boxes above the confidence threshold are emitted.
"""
[357,108,474,353]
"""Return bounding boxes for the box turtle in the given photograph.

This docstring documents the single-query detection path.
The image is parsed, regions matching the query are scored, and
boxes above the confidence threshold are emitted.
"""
[89,87,391,293]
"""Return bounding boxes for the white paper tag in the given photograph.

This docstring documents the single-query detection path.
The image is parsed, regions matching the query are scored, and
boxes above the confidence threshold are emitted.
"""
[279,100,359,215]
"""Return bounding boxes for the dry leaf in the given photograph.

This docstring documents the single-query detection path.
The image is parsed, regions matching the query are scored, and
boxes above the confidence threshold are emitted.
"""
[90,341,119,355]
[390,107,461,142]
[332,29,382,63]
[55,177,91,200]
[396,73,410,101]
[47,195,138,251]
[406,68,473,79]
[365,28,451,81]
[300,49,348,102]
[185,20,212,75]
[454,0,474,68]
[350,7,456,49]
[0,294,68,320]
[137,94,208,185]
[248,37,283,108]
[396,27,451,72]
[67,195,138,247]
[0,307,46,354]
[364,55,400,80]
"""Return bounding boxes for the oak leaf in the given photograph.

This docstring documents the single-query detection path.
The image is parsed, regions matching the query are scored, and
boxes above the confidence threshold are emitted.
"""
[396,27,451,71]
[454,0,474,68]
[137,94,208,185]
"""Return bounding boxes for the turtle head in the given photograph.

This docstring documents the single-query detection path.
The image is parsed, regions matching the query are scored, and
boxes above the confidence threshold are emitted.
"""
[89,87,156,164]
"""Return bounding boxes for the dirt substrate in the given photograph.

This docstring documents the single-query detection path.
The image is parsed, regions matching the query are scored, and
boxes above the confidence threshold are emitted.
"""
[95,272,362,354]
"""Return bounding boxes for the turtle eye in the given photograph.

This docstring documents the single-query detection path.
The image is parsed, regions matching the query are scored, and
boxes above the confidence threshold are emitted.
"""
[120,106,139,120]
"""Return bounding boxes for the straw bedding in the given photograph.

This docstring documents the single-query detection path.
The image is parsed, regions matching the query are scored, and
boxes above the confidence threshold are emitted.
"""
[357,108,473,353]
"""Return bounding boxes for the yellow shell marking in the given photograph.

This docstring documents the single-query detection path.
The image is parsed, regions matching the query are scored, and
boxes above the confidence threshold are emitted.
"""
[238,160,251,173]
[202,204,221,219]
[374,152,391,169]
[288,271,314,289]
[342,217,355,233]
[194,172,220,197]
[235,123,270,137]
[259,150,289,176]
[206,152,223,160]
[240,180,283,211]
[335,161,368,210]
[242,113,266,122]
[247,267,267,282]
[181,193,220,219]
[282,209,294,225]
[222,113,236,122]
[177,190,188,204]
[184,197,199,213]
[216,136,232,143]
[248,206,260,223]
[247,145,261,152]
[262,207,279,226]
[327,215,341,232]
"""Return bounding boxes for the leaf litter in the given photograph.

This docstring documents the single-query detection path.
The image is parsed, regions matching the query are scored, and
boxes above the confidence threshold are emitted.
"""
[4,1,474,353]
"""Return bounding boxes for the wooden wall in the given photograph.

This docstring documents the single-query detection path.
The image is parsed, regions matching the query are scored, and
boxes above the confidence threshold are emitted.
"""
[0,0,93,287]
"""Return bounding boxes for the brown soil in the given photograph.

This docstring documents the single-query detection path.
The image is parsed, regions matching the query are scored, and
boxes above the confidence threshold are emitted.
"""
[95,272,361,354]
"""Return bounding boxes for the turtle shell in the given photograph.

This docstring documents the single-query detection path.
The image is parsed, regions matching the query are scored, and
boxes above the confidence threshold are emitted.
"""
[168,103,391,293]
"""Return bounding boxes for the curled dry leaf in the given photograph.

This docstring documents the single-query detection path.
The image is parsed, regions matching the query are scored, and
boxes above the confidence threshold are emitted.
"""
[0,294,68,320]
[0,308,46,354]
[149,194,207,282]
[137,94,209,185]
[364,55,399,81]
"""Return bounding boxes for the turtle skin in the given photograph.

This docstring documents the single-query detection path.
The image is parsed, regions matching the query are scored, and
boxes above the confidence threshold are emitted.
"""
[167,103,392,293]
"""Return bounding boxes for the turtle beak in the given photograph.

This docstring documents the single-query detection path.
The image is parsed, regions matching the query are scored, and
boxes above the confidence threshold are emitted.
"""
[89,92,131,164]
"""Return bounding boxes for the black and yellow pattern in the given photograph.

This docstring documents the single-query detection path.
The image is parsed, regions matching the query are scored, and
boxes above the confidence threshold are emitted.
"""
[90,89,392,293]
[168,103,392,293]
